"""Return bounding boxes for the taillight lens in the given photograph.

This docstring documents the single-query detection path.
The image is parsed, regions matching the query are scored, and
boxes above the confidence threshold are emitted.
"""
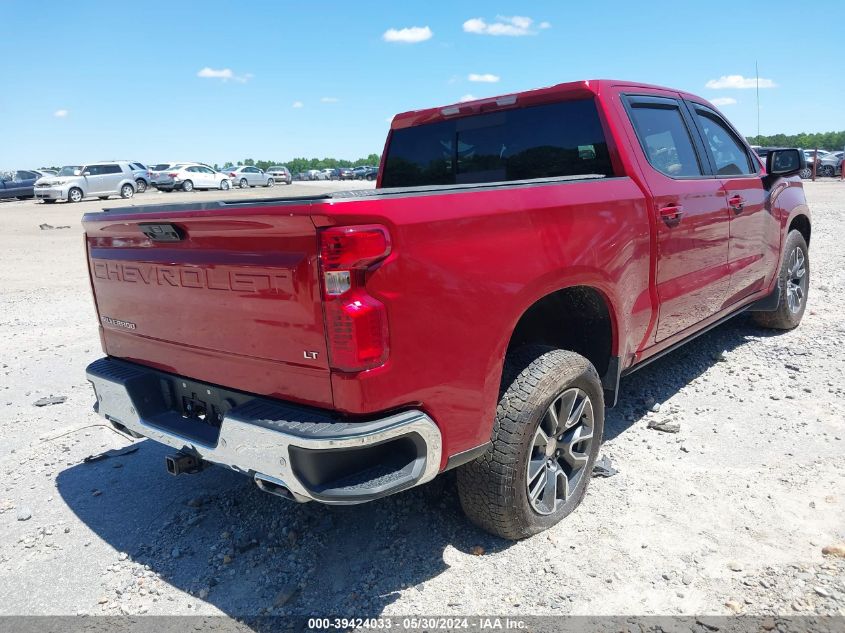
[319,225,391,372]
[168,172,178,178]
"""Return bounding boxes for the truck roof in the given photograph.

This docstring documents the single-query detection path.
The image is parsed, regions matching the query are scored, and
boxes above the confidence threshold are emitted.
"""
[390,79,704,130]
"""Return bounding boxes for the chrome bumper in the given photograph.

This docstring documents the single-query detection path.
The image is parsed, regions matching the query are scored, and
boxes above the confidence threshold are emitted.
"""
[86,357,442,504]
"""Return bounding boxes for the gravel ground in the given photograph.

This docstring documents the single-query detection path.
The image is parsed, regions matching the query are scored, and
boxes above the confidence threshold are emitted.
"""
[0,180,843,619]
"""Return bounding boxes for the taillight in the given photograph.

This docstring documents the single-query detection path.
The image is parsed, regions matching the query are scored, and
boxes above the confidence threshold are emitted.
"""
[319,225,391,372]
[167,172,178,178]
[229,172,237,177]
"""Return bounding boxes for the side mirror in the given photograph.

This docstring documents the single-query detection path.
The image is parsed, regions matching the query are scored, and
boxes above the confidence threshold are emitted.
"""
[766,149,805,177]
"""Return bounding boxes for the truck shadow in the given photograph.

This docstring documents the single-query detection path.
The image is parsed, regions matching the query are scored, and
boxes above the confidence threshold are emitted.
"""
[56,314,781,621]
[56,441,502,620]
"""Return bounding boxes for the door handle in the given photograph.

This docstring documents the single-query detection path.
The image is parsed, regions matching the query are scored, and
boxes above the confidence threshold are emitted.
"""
[728,194,745,213]
[659,204,684,226]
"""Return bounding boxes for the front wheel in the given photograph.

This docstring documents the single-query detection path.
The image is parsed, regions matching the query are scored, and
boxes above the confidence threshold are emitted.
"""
[457,346,604,540]
[120,183,134,199]
[799,167,812,179]
[752,229,809,330]
[266,178,274,187]
[68,187,83,203]
[822,166,834,178]
[135,178,147,193]
[220,179,230,191]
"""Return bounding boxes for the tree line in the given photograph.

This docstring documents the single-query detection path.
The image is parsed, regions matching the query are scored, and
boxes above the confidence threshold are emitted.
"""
[217,155,381,173]
[746,131,845,151]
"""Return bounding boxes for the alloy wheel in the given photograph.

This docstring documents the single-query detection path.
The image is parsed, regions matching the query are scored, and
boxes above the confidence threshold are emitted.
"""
[526,387,595,515]
[786,246,807,313]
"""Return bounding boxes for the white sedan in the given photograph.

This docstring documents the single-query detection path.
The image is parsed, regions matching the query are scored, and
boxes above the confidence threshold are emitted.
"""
[156,164,231,192]
[227,166,275,188]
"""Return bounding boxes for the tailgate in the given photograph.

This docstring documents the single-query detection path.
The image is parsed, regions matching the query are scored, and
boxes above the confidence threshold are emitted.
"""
[83,203,332,408]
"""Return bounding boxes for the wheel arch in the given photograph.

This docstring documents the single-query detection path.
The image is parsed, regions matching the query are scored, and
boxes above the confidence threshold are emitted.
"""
[789,212,811,246]
[502,283,621,406]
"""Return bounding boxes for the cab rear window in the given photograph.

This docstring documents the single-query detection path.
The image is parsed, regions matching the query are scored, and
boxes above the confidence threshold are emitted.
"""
[381,98,614,188]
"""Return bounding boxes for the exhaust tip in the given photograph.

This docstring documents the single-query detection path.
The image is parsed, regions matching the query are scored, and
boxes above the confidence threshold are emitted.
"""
[255,474,300,501]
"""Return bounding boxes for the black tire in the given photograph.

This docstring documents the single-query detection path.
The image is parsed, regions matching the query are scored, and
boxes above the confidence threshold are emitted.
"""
[120,183,134,199]
[135,178,147,193]
[239,178,248,189]
[181,180,194,193]
[752,229,809,330]
[822,166,834,178]
[799,167,812,179]
[457,346,604,540]
[68,187,83,203]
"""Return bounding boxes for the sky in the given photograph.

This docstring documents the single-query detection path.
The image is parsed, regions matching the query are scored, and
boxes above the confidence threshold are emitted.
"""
[1,0,842,169]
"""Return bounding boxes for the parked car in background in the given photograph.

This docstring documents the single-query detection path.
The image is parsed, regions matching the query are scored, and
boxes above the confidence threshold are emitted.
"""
[266,165,292,185]
[305,169,325,181]
[34,162,137,203]
[227,166,274,188]
[332,167,354,180]
[156,164,231,192]
[0,169,55,199]
[351,166,370,179]
[363,166,378,181]
[150,163,182,188]
[128,161,151,193]
[817,151,843,177]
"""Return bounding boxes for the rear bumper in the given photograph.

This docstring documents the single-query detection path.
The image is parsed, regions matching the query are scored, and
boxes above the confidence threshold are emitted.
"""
[85,357,442,504]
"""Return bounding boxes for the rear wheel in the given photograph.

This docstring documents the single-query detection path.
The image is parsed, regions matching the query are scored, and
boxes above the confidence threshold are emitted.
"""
[120,183,134,199]
[239,178,248,189]
[182,180,194,192]
[752,229,809,330]
[457,346,604,539]
[68,187,83,203]
[822,166,834,178]
[135,178,147,193]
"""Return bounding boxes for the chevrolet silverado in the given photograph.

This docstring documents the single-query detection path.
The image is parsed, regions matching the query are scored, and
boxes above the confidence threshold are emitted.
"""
[83,80,811,539]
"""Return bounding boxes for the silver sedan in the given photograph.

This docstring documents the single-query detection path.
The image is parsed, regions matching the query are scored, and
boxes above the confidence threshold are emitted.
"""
[226,166,274,188]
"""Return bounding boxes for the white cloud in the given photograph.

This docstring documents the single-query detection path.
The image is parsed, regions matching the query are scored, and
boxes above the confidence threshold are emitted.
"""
[196,67,252,83]
[53,109,68,118]
[705,75,777,89]
[320,97,339,103]
[468,73,500,83]
[291,101,304,108]
[463,15,547,36]
[459,94,477,103]
[710,97,737,106]
[382,26,433,43]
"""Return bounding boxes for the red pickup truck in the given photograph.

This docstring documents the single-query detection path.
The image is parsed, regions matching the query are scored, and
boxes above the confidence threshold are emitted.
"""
[83,80,811,539]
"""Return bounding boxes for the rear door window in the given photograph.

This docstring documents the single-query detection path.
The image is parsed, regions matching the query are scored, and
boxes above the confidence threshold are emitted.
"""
[381,98,614,188]
[627,101,703,177]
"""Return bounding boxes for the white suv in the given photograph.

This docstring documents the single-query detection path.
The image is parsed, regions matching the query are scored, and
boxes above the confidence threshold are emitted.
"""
[34,161,137,203]
[155,164,231,192]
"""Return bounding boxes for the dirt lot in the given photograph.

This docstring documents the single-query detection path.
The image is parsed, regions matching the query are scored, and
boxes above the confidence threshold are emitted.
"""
[0,181,843,619]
